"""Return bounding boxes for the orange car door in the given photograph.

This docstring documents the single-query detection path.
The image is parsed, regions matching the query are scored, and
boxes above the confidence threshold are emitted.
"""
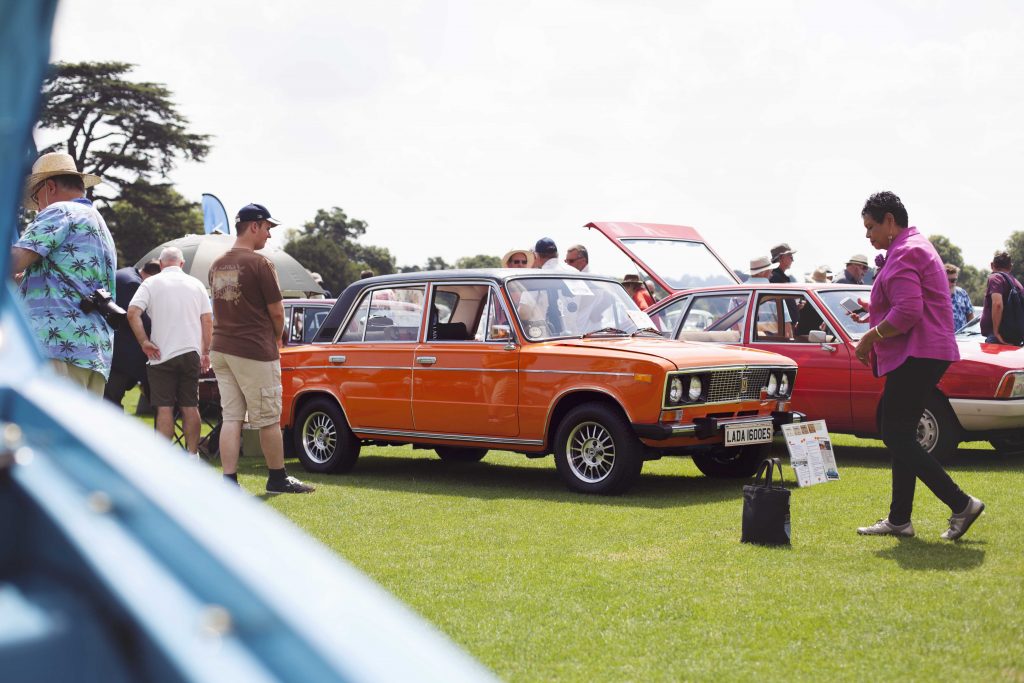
[412,286,520,438]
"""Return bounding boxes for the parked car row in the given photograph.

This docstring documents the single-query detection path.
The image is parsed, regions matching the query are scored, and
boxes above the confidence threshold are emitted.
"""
[270,221,1022,494]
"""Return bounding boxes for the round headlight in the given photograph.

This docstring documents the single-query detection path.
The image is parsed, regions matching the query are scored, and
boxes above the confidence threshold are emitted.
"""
[779,373,790,396]
[669,377,683,403]
[688,375,703,401]
[765,373,778,396]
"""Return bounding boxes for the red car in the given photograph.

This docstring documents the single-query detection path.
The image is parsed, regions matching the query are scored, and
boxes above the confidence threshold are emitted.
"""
[589,221,1024,458]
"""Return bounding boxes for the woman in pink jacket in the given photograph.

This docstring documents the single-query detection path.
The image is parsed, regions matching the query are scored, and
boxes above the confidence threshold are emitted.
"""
[852,191,984,542]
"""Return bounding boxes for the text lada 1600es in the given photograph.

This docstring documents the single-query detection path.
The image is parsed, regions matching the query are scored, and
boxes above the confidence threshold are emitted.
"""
[279,270,803,494]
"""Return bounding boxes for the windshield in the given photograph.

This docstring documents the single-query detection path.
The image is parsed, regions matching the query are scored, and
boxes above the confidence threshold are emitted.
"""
[508,277,657,341]
[817,290,870,339]
[956,317,981,339]
[619,238,737,290]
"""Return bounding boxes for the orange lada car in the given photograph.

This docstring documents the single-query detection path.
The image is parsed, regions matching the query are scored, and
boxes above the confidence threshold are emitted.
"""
[280,270,804,494]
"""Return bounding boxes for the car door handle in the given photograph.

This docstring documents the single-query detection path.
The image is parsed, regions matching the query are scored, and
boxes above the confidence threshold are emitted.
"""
[821,344,837,353]
[328,355,347,364]
[416,356,437,365]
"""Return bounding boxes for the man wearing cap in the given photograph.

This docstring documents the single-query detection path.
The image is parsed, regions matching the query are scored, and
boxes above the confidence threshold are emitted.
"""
[10,152,116,395]
[533,237,576,272]
[747,256,774,284]
[769,243,797,283]
[208,203,314,494]
[834,254,870,285]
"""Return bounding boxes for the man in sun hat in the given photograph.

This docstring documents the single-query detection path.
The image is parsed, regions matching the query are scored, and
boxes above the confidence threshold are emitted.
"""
[769,243,797,283]
[10,152,116,395]
[833,254,870,285]
[747,255,774,283]
[208,203,314,495]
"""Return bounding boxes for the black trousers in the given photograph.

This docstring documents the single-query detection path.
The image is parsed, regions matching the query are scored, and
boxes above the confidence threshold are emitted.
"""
[103,368,148,407]
[881,357,969,524]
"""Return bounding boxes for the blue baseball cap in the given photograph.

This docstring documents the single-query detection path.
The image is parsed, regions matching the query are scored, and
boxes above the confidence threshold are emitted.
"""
[236,203,281,226]
[534,237,558,255]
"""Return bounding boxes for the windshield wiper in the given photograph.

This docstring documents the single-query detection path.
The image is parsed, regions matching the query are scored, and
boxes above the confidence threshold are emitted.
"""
[582,327,628,338]
[631,327,663,337]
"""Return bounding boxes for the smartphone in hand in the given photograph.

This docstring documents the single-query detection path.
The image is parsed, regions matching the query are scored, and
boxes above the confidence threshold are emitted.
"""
[840,296,866,315]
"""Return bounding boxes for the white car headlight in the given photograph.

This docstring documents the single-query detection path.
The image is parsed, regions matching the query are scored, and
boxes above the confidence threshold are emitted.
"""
[779,373,790,397]
[669,377,683,404]
[765,373,778,397]
[688,375,703,402]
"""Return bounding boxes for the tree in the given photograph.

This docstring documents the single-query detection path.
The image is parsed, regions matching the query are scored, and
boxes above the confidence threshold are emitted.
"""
[959,264,989,305]
[1003,231,1024,283]
[283,207,395,296]
[425,257,451,271]
[928,235,964,268]
[102,182,203,266]
[39,62,210,202]
[456,254,502,269]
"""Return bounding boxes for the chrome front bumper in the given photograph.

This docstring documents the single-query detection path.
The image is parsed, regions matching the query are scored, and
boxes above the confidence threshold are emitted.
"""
[633,411,805,441]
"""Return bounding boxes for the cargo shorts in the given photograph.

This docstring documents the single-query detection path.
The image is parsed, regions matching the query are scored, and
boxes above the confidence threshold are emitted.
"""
[210,351,282,429]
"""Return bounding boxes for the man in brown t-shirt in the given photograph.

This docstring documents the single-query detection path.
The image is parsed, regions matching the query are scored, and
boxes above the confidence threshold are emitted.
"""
[209,203,314,494]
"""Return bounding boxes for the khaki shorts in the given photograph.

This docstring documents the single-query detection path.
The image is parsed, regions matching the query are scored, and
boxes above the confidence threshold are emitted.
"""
[50,359,105,396]
[210,351,282,428]
[147,352,200,408]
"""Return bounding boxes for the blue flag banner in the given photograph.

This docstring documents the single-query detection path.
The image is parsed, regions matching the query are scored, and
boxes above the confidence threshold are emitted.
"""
[202,193,230,235]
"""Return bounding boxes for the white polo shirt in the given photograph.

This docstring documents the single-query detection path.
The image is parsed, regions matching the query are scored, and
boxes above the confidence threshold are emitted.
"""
[128,266,212,365]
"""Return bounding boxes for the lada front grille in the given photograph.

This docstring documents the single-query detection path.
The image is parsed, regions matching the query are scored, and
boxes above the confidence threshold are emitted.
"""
[706,367,773,403]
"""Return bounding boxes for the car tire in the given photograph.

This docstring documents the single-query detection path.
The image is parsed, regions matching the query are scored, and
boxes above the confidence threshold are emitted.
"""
[691,444,766,478]
[988,435,1024,455]
[553,403,644,495]
[917,393,960,461]
[435,446,488,462]
[293,398,360,473]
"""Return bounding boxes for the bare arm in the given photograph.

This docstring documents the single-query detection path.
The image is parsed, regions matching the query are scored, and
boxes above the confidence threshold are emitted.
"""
[10,247,40,280]
[991,293,1004,342]
[128,305,160,361]
[267,300,285,345]
[200,312,213,372]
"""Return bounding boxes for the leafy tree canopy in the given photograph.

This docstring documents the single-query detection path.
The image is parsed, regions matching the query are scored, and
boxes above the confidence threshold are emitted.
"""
[456,254,502,269]
[283,207,395,296]
[102,182,203,266]
[928,234,964,268]
[39,61,210,202]
[1002,231,1024,283]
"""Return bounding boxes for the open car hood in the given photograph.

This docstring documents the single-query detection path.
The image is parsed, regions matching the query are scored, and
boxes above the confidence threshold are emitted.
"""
[585,221,740,295]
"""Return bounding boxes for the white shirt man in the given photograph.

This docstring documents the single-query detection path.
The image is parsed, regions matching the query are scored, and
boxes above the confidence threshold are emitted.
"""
[127,247,213,455]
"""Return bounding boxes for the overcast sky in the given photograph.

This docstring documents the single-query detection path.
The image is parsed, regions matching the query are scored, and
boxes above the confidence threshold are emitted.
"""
[50,1,1023,279]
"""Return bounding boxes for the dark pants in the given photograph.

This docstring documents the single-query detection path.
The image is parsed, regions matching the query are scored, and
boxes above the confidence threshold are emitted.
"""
[881,357,969,524]
[103,368,148,407]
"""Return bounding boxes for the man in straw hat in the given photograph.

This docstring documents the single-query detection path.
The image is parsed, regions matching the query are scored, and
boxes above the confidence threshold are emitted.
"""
[747,255,774,283]
[10,152,116,395]
[834,254,870,285]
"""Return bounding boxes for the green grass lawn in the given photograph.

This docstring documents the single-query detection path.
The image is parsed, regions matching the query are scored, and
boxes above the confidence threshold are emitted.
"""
[221,433,1023,682]
[117,390,1022,680]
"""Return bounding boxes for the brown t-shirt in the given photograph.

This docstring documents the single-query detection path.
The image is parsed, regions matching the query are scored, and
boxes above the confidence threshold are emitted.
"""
[209,248,283,361]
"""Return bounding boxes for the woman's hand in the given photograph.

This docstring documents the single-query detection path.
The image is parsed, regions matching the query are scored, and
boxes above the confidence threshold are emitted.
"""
[853,329,878,367]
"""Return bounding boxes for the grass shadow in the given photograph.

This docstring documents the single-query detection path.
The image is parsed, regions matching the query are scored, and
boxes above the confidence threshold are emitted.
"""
[874,537,986,571]
[250,452,754,510]
[833,443,1024,473]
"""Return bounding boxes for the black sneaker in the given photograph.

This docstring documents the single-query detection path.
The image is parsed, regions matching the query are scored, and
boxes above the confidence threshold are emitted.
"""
[266,475,316,494]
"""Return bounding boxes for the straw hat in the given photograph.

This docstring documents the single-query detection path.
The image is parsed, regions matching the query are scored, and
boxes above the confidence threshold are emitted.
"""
[846,254,869,267]
[811,265,831,283]
[502,249,535,268]
[749,255,773,275]
[22,152,101,210]
[621,273,645,286]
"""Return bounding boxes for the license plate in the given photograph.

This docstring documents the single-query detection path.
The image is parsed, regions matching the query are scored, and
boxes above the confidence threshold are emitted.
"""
[724,421,774,447]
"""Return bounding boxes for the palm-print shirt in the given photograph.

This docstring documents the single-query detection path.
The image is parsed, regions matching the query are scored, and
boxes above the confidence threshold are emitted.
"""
[15,198,116,377]
[951,286,973,331]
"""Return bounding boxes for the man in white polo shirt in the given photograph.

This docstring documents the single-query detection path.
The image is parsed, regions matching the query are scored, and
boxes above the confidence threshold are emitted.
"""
[127,246,213,456]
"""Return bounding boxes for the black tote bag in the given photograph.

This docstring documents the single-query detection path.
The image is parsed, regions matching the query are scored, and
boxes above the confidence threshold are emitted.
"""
[741,458,791,546]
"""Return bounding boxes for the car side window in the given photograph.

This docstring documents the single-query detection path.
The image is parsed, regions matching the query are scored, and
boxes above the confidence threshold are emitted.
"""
[753,293,835,343]
[676,294,748,343]
[304,309,329,343]
[289,307,305,344]
[649,298,687,336]
[340,287,426,342]
[474,287,516,342]
[429,284,488,342]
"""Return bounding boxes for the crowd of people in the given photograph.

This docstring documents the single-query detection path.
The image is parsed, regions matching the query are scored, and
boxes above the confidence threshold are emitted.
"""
[11,152,314,495]
[9,153,1022,523]
[744,240,1021,342]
